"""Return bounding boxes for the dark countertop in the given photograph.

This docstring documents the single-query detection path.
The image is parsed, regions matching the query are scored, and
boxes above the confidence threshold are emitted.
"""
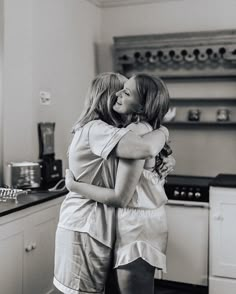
[210,174,236,188]
[1,174,235,217]
[0,189,67,217]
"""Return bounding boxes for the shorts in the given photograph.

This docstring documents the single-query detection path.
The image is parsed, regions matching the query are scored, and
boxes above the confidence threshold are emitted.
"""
[53,227,112,294]
[114,206,168,272]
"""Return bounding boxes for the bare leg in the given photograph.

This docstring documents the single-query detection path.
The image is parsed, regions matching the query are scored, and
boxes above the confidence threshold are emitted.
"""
[115,258,155,294]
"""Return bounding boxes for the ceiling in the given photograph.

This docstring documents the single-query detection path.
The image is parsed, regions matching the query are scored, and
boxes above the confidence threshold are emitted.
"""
[88,0,170,8]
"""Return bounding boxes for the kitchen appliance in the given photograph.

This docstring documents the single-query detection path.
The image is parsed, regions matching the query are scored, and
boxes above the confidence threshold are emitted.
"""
[156,175,212,293]
[4,162,41,189]
[38,122,62,189]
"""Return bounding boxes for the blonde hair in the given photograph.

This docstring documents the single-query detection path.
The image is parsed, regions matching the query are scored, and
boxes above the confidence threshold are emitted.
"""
[72,72,127,132]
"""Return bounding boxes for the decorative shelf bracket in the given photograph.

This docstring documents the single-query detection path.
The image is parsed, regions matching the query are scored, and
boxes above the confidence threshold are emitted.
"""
[113,30,236,78]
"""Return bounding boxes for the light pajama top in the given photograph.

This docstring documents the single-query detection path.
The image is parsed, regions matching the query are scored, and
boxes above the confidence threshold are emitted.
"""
[57,120,129,248]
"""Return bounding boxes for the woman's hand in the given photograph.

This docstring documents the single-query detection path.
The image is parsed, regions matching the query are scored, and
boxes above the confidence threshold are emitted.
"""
[159,125,169,142]
[65,169,76,192]
[159,155,176,179]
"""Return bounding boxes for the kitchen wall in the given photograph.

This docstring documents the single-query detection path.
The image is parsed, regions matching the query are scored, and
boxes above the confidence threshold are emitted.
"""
[32,0,101,172]
[0,0,101,184]
[2,0,33,186]
[1,0,236,184]
[97,0,236,177]
[0,0,3,185]
[98,0,236,72]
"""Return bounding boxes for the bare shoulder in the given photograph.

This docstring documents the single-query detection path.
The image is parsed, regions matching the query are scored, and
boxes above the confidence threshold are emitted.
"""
[126,122,152,135]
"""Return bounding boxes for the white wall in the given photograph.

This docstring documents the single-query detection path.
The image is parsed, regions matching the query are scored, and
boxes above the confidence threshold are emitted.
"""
[1,0,101,183]
[0,0,3,185]
[99,0,236,72]
[3,0,33,169]
[1,0,236,183]
[98,0,236,177]
[32,0,101,170]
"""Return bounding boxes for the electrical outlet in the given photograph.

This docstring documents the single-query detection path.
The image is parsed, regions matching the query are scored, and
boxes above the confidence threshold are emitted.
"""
[40,91,51,105]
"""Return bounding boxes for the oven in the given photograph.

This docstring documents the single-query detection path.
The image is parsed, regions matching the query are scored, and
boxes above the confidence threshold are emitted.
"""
[155,175,212,293]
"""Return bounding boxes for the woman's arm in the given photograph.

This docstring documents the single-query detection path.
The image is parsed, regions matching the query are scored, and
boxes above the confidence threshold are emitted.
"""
[66,123,170,207]
[66,158,144,208]
[67,122,154,207]
[66,154,176,207]
[113,125,168,160]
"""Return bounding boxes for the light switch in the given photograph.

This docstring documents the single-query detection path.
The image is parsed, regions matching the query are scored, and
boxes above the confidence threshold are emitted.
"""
[40,91,51,105]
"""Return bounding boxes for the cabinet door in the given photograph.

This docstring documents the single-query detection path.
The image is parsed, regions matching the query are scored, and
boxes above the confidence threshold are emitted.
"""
[210,187,236,278]
[23,203,61,294]
[163,202,209,286]
[0,218,25,294]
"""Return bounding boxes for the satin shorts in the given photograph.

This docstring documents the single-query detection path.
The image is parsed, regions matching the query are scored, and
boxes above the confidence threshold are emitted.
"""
[53,227,112,294]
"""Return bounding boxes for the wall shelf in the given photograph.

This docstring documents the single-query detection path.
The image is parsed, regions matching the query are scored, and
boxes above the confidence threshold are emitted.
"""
[113,30,236,79]
[164,121,236,127]
[113,31,236,129]
[164,97,236,127]
[169,97,236,104]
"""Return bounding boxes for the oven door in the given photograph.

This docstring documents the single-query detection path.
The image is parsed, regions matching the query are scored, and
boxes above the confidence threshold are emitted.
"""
[162,200,209,286]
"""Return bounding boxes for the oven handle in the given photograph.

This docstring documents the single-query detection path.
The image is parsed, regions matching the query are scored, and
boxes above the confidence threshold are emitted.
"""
[166,200,209,208]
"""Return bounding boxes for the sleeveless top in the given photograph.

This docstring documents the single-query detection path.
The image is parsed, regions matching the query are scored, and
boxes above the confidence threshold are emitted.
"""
[114,122,168,272]
[126,122,168,209]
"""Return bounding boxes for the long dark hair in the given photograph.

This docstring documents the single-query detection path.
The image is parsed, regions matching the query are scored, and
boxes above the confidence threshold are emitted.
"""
[128,73,172,173]
[131,74,170,129]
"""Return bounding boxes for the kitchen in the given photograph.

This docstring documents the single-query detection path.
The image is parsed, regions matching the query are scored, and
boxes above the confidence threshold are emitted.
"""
[0,0,236,293]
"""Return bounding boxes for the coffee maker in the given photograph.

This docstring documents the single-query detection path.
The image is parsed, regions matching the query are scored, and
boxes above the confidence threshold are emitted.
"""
[38,122,62,189]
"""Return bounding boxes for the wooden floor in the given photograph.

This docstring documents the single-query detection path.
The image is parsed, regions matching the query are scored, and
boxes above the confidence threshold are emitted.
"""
[52,281,207,294]
[155,289,205,294]
[155,281,208,294]
[155,286,193,293]
[53,287,203,294]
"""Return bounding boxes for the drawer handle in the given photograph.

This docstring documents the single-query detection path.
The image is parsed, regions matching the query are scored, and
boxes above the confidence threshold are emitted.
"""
[25,245,32,252]
[31,242,37,250]
[25,242,37,252]
[166,201,209,208]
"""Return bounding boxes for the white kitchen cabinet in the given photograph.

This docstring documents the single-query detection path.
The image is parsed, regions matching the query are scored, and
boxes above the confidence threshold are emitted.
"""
[162,201,209,286]
[0,196,64,294]
[209,186,236,294]
[0,216,25,294]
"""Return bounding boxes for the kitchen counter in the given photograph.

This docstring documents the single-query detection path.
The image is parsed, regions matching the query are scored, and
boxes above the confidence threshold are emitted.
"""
[0,188,66,294]
[210,174,236,188]
[0,189,67,217]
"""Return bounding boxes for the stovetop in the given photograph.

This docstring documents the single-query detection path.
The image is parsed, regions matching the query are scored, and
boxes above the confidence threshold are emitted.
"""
[165,175,213,187]
[164,175,213,202]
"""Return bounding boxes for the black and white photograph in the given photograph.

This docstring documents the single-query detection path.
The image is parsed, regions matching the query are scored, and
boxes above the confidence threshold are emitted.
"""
[0,1,236,294]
